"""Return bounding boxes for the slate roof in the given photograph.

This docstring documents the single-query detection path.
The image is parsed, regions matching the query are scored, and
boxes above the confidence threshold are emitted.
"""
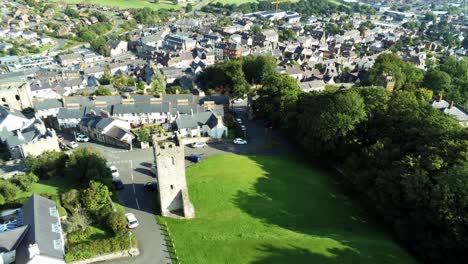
[112,102,170,114]
[33,99,63,110]
[15,194,64,263]
[0,225,29,253]
[175,111,220,129]
[104,126,131,140]
[79,115,115,130]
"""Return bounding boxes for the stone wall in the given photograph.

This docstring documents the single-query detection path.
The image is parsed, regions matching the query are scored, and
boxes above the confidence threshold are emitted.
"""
[0,81,33,111]
[20,131,61,158]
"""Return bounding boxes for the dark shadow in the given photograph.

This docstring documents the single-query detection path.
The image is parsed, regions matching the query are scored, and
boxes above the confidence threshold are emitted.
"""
[232,156,413,263]
[134,167,153,176]
[252,244,389,264]
[140,162,153,168]
[115,183,157,214]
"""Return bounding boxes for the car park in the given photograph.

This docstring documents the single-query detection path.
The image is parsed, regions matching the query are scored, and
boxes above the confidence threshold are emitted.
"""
[112,179,124,190]
[110,165,119,178]
[187,154,203,163]
[125,213,139,229]
[192,142,207,148]
[76,134,90,142]
[66,141,78,149]
[144,182,158,192]
[233,138,248,145]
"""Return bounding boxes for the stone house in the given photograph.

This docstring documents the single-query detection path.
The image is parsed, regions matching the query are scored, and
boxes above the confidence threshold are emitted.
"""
[78,114,134,149]
[107,40,128,57]
[175,110,227,139]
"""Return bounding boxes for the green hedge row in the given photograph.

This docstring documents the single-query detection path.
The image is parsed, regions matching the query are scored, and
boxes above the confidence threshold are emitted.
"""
[65,231,137,262]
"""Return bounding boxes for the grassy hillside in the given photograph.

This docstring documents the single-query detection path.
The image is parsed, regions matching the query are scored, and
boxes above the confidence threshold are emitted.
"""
[162,154,416,263]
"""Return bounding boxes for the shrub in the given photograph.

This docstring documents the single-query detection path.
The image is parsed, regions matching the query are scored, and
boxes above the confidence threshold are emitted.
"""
[0,180,20,203]
[12,173,39,192]
[65,232,137,262]
[107,212,127,235]
[25,151,67,179]
[81,181,111,214]
[61,189,81,212]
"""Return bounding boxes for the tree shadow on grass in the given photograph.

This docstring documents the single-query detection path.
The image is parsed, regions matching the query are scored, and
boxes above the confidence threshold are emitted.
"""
[233,156,411,263]
[252,244,366,264]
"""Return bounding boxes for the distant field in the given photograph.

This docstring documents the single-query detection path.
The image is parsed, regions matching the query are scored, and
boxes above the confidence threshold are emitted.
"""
[53,0,182,10]
[163,155,416,264]
[215,0,339,5]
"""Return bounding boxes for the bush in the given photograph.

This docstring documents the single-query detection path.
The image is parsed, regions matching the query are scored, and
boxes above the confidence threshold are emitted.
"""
[12,173,39,192]
[107,212,127,235]
[25,151,67,179]
[61,189,81,212]
[0,180,20,203]
[65,232,137,262]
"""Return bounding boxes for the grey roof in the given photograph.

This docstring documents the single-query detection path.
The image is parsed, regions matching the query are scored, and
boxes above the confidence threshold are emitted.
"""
[0,225,29,253]
[33,99,63,110]
[79,115,115,130]
[104,126,132,140]
[16,194,64,263]
[64,96,122,107]
[112,102,170,114]
[175,111,220,129]
[198,95,229,105]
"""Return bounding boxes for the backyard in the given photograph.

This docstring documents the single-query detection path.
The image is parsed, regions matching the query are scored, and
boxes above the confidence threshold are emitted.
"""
[163,154,416,263]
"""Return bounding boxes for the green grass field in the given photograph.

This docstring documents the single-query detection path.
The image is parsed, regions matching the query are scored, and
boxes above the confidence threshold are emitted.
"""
[55,0,182,10]
[163,155,416,264]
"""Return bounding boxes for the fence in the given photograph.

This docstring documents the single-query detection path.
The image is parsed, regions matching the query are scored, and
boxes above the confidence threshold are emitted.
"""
[159,220,181,264]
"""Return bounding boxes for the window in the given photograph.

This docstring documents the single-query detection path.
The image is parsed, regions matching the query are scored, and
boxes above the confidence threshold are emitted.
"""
[1,98,5,102]
[51,222,61,233]
[49,207,58,217]
[170,185,174,190]
[15,94,20,101]
[171,156,175,165]
[53,239,62,250]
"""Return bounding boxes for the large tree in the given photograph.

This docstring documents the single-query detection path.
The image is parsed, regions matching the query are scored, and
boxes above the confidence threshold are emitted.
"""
[151,69,166,95]
[81,181,111,213]
[242,55,277,84]
[65,148,111,183]
[254,73,301,121]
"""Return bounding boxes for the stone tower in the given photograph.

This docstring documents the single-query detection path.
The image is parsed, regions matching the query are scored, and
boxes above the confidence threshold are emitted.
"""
[152,137,195,219]
[380,73,395,92]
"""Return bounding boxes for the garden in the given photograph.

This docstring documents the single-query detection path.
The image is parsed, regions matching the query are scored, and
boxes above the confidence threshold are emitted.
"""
[0,148,136,262]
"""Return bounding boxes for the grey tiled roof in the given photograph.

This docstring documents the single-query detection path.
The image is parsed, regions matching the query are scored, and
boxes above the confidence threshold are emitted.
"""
[79,115,115,130]
[16,194,64,263]
[0,225,28,253]
[112,102,170,114]
[33,99,63,110]
[175,111,220,129]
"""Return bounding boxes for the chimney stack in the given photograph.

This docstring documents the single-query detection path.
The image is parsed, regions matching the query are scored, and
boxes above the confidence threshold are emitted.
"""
[437,94,442,102]
[449,101,454,109]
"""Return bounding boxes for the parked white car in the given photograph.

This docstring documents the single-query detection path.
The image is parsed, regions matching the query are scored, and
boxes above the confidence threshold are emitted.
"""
[233,138,248,145]
[235,118,243,124]
[192,142,207,148]
[76,134,90,142]
[233,98,244,104]
[240,125,247,131]
[125,213,139,229]
[110,165,119,178]
[66,141,78,149]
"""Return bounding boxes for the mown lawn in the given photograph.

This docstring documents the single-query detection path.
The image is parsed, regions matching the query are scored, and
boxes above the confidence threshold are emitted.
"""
[162,154,416,264]
[55,0,182,10]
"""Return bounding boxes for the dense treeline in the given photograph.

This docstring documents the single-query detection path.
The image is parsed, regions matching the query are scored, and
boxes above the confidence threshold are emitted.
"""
[365,53,468,108]
[201,0,376,16]
[243,55,468,262]
[197,55,277,96]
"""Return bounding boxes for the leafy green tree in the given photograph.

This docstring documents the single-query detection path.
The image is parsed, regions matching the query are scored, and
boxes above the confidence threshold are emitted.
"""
[172,0,178,4]
[242,55,276,84]
[101,68,112,85]
[185,3,193,12]
[65,148,111,183]
[61,189,81,212]
[95,86,112,96]
[251,25,262,34]
[136,81,146,93]
[81,181,110,213]
[254,73,301,121]
[107,212,127,235]
[216,16,232,27]
[151,70,166,95]
[67,208,91,232]
[0,180,20,203]
[423,70,452,94]
[25,151,67,179]
[12,173,38,192]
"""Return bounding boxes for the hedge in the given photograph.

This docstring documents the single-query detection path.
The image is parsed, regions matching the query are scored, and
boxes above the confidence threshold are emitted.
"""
[65,231,137,262]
